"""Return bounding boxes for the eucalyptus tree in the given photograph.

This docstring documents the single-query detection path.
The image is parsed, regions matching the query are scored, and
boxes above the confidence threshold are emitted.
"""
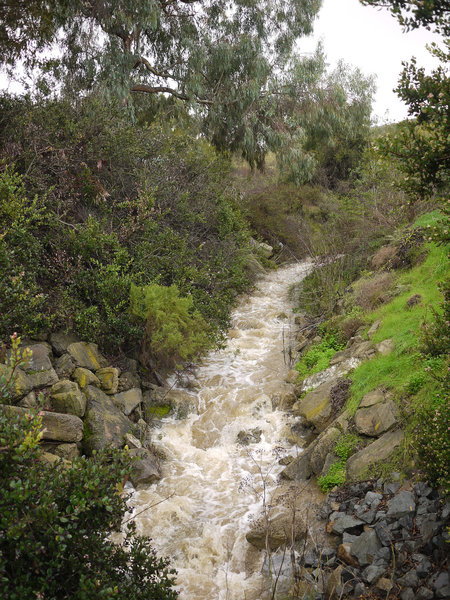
[1,0,375,180]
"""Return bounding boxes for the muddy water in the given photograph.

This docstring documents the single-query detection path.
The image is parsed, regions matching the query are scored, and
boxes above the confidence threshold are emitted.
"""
[129,262,312,600]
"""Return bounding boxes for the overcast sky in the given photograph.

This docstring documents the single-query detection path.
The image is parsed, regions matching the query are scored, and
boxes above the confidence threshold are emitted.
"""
[301,0,443,123]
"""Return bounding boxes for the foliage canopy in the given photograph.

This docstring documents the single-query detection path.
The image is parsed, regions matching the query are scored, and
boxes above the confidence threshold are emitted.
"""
[0,0,377,178]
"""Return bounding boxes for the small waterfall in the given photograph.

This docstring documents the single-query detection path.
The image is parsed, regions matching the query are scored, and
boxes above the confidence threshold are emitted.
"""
[128,262,312,600]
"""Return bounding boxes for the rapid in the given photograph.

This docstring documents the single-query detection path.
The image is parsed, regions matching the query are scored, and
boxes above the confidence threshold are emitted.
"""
[128,261,312,600]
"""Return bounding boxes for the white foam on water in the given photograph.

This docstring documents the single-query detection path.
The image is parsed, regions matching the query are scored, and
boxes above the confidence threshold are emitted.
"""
[129,261,313,600]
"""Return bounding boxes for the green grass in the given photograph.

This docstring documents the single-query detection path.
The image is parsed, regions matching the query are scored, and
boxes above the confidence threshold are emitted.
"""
[295,334,345,379]
[347,237,448,415]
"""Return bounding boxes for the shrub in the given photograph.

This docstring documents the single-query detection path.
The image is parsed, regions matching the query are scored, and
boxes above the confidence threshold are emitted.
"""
[0,167,53,336]
[419,278,450,357]
[339,317,364,342]
[355,272,395,311]
[414,368,449,493]
[130,282,211,371]
[318,460,346,492]
[334,434,361,461]
[0,95,251,354]
[413,279,450,492]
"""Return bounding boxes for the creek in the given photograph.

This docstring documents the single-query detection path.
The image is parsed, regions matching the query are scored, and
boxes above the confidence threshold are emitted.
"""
[129,261,312,600]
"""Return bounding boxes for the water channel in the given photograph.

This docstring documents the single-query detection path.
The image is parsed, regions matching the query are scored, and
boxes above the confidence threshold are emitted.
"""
[129,261,312,600]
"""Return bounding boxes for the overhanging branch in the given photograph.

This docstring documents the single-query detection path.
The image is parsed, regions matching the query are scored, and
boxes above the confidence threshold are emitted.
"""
[130,84,214,105]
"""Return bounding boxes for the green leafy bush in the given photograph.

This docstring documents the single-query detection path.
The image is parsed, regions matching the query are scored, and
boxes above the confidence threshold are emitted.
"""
[318,460,346,492]
[130,283,211,371]
[335,434,361,461]
[0,95,251,355]
[0,167,53,336]
[413,279,450,492]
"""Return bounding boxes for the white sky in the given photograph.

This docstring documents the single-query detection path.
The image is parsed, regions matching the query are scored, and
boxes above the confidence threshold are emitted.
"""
[301,0,444,123]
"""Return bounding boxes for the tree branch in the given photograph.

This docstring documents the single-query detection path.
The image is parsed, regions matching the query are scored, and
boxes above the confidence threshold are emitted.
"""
[130,84,213,105]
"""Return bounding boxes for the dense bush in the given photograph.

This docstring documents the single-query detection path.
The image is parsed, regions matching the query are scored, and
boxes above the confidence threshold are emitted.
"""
[0,94,251,359]
[0,338,178,599]
[130,283,210,371]
[414,279,450,492]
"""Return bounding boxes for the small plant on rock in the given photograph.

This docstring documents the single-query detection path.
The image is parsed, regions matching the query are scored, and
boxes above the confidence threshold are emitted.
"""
[318,434,361,493]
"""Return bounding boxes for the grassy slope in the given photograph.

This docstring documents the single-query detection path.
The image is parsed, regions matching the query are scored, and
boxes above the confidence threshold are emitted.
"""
[347,212,447,415]
[296,210,448,487]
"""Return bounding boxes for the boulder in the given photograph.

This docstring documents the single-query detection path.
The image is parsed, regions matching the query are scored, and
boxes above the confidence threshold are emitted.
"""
[250,237,273,258]
[282,423,309,448]
[376,339,395,356]
[338,543,359,567]
[52,443,80,461]
[21,344,53,374]
[18,391,38,408]
[96,367,120,394]
[55,353,76,379]
[124,433,142,449]
[83,385,134,455]
[329,349,351,366]
[72,367,100,389]
[320,452,338,477]
[309,427,340,475]
[352,341,376,360]
[354,400,399,437]
[162,388,195,418]
[236,428,262,445]
[244,255,266,276]
[246,508,306,550]
[1,405,83,442]
[350,529,382,566]
[271,388,297,410]
[118,371,141,392]
[331,515,364,535]
[386,491,416,519]
[129,448,161,486]
[292,380,334,431]
[346,430,404,480]
[367,319,382,339]
[281,446,314,481]
[40,411,84,442]
[41,452,66,466]
[285,369,300,384]
[66,342,107,371]
[49,331,80,356]
[0,363,58,399]
[50,379,86,417]
[360,388,388,408]
[113,388,143,416]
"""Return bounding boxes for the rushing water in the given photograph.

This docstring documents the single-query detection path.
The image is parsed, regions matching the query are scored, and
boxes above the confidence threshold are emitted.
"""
[128,261,312,600]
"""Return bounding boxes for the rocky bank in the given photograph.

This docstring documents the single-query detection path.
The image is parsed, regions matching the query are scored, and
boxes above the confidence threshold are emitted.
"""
[0,332,183,487]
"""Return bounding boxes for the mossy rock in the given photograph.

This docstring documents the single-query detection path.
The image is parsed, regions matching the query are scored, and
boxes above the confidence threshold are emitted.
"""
[82,385,133,455]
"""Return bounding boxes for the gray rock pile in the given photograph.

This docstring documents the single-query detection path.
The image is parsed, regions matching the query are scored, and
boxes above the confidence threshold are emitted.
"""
[300,479,450,599]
